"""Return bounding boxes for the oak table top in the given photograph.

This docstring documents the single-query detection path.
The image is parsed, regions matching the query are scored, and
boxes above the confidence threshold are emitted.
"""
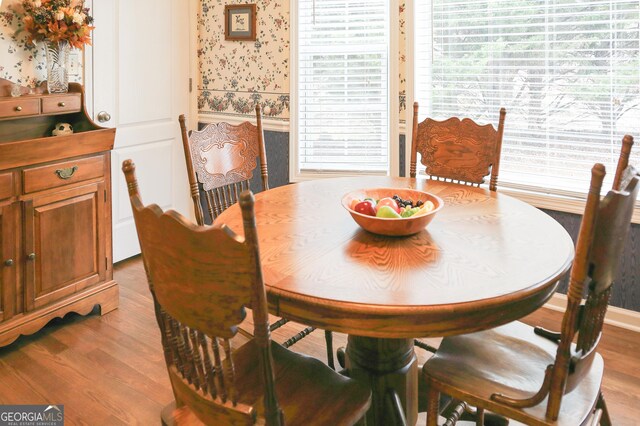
[217,176,574,339]
[217,176,574,425]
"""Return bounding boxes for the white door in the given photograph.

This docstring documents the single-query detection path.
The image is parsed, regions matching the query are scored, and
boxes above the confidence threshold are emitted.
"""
[86,0,193,262]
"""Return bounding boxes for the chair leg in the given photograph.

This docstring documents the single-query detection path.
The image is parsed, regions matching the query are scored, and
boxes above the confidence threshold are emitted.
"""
[427,384,440,426]
[325,330,335,369]
[476,408,484,426]
[337,346,346,368]
[596,392,612,426]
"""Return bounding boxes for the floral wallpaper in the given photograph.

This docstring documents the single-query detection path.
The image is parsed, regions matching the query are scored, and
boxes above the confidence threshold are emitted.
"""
[0,0,45,87]
[0,0,82,90]
[198,0,290,120]
[198,0,408,122]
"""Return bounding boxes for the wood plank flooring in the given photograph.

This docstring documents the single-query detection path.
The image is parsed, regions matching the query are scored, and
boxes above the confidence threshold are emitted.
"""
[0,256,638,425]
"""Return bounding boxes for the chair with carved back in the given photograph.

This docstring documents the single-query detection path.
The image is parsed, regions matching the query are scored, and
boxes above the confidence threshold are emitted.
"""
[179,107,336,369]
[410,102,506,355]
[422,136,638,426]
[122,160,371,426]
[178,106,269,225]
[410,102,506,191]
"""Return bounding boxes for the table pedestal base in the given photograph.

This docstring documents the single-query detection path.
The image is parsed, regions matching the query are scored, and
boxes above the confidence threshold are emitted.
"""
[346,336,418,426]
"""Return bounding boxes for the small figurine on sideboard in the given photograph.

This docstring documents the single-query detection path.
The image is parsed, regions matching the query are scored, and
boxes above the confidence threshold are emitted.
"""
[52,122,74,136]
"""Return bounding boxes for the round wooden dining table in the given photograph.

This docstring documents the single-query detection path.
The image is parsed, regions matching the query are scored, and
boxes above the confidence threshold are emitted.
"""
[216,176,574,426]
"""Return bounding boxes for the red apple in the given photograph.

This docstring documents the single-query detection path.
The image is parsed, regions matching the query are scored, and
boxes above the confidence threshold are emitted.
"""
[354,200,376,216]
[376,197,400,213]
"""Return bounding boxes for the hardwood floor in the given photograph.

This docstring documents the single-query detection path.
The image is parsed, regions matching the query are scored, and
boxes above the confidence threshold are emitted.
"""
[0,256,638,425]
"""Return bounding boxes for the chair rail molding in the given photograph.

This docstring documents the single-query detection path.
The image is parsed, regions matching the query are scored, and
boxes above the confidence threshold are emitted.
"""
[199,112,289,133]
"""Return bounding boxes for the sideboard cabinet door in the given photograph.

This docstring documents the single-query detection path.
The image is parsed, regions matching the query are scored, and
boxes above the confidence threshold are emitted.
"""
[24,182,107,311]
[0,202,18,321]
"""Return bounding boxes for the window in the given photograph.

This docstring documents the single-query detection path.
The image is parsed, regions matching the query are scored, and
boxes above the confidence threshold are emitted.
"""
[292,0,396,177]
[415,0,639,196]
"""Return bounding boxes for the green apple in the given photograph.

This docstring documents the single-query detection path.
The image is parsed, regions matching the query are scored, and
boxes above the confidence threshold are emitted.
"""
[401,207,420,218]
[376,205,401,218]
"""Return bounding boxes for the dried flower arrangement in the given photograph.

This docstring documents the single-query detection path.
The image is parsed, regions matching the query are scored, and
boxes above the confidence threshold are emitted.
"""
[19,0,94,49]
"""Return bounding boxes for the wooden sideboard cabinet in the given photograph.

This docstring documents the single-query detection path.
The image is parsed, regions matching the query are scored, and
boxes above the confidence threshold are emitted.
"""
[0,79,118,347]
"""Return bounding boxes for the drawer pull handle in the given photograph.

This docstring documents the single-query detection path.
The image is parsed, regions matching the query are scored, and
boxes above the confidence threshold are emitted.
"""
[58,102,66,107]
[15,106,23,112]
[27,253,36,261]
[54,165,78,180]
[4,259,13,267]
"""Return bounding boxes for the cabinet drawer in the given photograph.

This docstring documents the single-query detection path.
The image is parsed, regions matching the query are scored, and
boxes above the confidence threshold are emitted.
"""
[41,94,81,114]
[23,155,105,194]
[0,172,15,200]
[0,98,40,119]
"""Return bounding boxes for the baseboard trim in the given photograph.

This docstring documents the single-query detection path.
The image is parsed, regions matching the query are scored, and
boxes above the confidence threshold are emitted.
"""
[545,292,640,333]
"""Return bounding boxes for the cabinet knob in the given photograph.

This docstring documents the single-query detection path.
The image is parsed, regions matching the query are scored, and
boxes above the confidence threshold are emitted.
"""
[15,106,22,112]
[27,253,36,261]
[3,259,13,267]
[58,102,66,107]
[97,111,112,123]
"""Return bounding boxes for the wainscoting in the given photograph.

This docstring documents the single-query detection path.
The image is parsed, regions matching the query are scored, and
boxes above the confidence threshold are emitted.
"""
[544,210,640,312]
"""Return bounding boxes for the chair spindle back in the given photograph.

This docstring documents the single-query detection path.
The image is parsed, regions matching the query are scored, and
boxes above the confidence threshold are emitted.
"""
[179,105,268,225]
[122,159,282,425]
[546,162,639,419]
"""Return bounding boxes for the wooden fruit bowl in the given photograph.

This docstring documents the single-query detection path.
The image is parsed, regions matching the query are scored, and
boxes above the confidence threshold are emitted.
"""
[341,188,443,236]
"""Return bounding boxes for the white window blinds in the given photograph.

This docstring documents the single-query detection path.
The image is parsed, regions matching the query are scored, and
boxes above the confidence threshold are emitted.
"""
[415,0,640,195]
[296,0,390,173]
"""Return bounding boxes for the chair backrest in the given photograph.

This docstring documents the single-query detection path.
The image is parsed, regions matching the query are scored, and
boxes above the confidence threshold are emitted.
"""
[122,160,283,426]
[613,135,634,191]
[546,157,639,419]
[179,105,269,225]
[410,102,506,191]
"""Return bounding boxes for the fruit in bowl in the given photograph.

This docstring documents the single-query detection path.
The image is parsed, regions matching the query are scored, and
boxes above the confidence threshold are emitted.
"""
[341,188,443,236]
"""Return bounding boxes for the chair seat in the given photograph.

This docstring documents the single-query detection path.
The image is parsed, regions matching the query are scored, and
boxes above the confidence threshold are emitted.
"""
[165,340,371,426]
[237,340,370,425]
[423,321,603,426]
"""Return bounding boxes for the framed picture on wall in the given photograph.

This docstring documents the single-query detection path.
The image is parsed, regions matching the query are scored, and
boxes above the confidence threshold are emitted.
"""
[225,4,257,41]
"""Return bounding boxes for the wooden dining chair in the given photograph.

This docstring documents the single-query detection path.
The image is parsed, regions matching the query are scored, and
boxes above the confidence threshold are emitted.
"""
[122,160,371,426]
[410,102,507,355]
[410,102,506,191]
[179,107,336,369]
[423,159,639,425]
[178,106,269,226]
